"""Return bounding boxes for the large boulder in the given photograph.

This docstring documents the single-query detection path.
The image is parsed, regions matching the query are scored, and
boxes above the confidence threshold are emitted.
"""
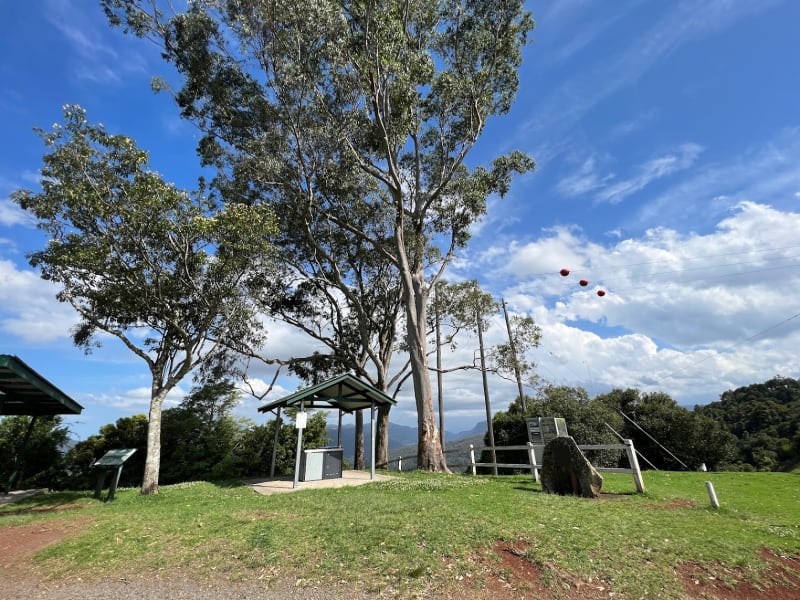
[540,436,603,499]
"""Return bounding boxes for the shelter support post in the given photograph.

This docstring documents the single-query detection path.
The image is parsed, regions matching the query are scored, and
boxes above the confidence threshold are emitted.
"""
[5,415,39,493]
[292,401,305,489]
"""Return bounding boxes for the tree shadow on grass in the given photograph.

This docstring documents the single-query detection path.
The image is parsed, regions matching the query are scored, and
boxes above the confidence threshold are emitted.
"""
[0,491,94,517]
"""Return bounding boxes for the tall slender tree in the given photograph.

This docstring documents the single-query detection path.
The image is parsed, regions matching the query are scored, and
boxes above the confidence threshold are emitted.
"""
[102,0,535,470]
[13,106,278,493]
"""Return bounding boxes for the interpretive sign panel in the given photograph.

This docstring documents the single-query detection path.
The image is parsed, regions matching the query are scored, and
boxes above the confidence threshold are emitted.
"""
[526,417,568,445]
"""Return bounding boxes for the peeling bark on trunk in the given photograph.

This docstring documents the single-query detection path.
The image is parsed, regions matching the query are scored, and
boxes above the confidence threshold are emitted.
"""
[405,273,449,472]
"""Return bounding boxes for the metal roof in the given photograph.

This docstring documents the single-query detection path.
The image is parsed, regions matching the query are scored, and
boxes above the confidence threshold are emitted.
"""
[258,373,396,414]
[0,354,84,416]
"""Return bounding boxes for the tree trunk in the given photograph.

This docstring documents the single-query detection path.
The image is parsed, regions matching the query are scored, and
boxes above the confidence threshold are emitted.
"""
[404,273,448,472]
[354,410,365,470]
[141,384,168,495]
[375,404,390,469]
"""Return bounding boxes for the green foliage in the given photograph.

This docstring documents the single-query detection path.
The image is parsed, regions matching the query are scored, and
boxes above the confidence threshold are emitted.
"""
[596,388,738,471]
[481,385,622,473]
[61,390,331,489]
[433,279,542,382]
[697,376,800,470]
[0,416,70,489]
[62,415,148,489]
[159,380,244,483]
[13,105,280,492]
[491,314,541,383]
[13,106,277,363]
[103,0,536,471]
[483,385,740,473]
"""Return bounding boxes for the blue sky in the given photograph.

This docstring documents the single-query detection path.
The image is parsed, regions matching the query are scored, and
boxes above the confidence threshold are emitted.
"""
[2,0,800,441]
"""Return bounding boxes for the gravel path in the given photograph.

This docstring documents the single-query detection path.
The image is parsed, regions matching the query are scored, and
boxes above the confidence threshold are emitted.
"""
[3,574,377,600]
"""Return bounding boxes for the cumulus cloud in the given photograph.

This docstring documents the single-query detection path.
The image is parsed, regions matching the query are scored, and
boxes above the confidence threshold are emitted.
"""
[79,384,188,412]
[0,259,77,343]
[459,201,800,412]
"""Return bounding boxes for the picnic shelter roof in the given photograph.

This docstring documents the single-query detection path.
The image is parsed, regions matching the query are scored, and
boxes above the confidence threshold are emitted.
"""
[0,354,84,416]
[257,374,396,414]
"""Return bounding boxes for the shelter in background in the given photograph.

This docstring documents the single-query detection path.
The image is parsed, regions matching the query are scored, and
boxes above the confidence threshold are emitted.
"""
[258,374,396,488]
[1,354,84,493]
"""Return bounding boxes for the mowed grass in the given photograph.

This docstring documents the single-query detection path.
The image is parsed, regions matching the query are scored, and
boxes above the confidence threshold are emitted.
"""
[2,471,799,597]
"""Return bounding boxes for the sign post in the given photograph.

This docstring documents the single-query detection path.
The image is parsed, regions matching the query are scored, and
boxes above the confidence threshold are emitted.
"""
[92,448,137,501]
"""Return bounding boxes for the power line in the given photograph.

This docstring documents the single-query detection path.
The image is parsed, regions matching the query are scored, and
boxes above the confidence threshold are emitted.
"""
[618,409,689,470]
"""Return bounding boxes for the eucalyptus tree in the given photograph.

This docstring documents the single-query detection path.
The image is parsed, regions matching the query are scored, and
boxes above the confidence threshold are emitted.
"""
[13,106,278,494]
[102,0,535,470]
[267,198,407,469]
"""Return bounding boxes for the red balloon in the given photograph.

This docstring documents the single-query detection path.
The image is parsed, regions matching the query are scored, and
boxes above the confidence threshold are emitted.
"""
[560,268,570,276]
[597,290,606,297]
[579,279,589,287]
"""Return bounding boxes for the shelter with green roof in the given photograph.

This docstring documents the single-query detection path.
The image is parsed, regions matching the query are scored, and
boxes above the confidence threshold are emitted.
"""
[1,354,84,493]
[258,374,396,488]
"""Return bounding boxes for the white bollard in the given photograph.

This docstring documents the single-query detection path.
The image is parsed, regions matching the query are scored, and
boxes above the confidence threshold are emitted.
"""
[705,481,720,509]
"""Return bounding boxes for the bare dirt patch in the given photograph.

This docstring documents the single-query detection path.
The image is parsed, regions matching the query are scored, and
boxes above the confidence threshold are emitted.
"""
[678,549,800,599]
[0,518,91,574]
[458,540,800,600]
[457,539,614,599]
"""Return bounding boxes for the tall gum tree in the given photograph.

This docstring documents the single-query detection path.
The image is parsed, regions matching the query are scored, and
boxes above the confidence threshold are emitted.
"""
[102,0,535,471]
[266,197,407,469]
[13,107,278,493]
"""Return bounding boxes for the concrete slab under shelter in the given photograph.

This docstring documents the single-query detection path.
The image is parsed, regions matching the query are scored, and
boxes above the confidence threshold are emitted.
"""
[245,470,394,496]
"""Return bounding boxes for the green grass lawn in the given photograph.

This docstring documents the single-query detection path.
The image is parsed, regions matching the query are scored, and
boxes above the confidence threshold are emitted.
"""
[2,471,798,598]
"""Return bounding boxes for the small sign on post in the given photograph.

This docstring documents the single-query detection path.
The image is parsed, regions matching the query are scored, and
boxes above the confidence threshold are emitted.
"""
[295,411,308,429]
[92,448,137,501]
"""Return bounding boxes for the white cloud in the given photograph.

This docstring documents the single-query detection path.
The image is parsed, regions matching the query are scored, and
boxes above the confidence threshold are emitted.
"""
[80,384,188,411]
[555,157,608,197]
[596,143,704,204]
[0,259,77,343]
[609,108,659,138]
[0,199,31,226]
[634,128,800,230]
[462,201,800,411]
[557,144,704,204]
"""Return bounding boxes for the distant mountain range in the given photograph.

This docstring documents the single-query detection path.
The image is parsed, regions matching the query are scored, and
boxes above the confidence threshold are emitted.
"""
[328,420,487,469]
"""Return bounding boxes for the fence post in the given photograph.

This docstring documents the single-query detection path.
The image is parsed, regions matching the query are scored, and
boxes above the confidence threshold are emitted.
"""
[624,439,645,493]
[470,444,476,476]
[527,442,539,483]
[397,456,402,472]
